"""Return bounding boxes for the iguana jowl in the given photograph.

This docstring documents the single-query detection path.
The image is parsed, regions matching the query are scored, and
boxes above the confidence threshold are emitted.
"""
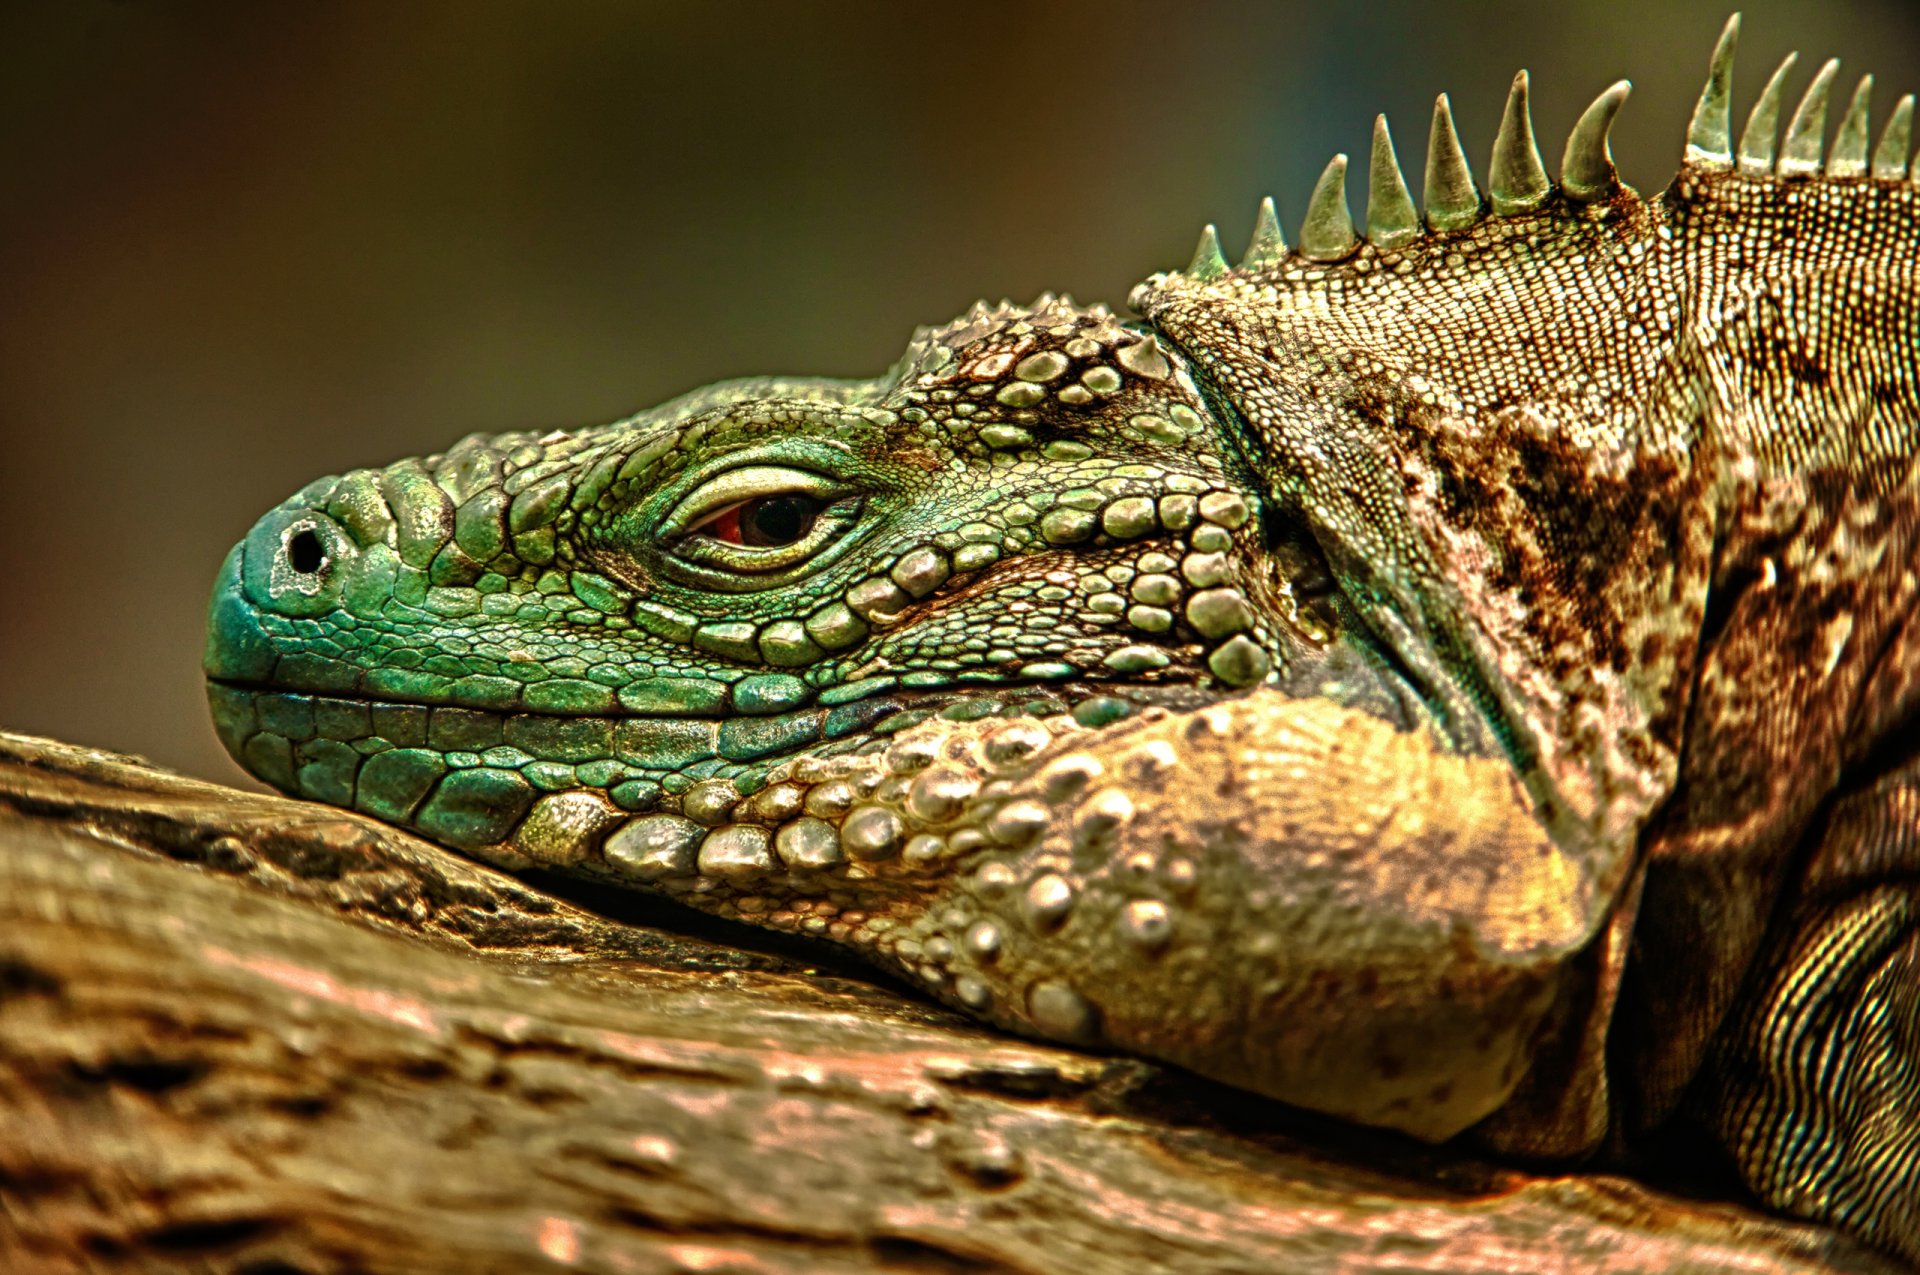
[204,15,1920,1259]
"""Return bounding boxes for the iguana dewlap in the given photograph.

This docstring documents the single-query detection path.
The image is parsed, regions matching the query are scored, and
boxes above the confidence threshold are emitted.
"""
[204,16,1920,1260]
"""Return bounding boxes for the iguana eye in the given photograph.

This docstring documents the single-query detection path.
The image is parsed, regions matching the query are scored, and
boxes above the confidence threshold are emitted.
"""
[661,464,861,577]
[695,493,822,548]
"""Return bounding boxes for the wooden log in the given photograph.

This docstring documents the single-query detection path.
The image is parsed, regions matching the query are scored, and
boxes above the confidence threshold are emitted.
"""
[0,730,1898,1274]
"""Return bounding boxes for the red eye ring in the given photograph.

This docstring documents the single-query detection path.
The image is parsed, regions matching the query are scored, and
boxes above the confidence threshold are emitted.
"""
[703,503,745,544]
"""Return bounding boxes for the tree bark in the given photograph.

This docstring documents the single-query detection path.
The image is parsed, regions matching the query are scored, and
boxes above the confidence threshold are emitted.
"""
[0,730,1899,1274]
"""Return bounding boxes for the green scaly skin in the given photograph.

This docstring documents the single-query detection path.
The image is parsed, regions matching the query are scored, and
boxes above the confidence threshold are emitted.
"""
[205,17,1920,1261]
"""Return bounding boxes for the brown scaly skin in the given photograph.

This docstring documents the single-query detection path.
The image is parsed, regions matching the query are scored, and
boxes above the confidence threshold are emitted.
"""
[204,16,1920,1260]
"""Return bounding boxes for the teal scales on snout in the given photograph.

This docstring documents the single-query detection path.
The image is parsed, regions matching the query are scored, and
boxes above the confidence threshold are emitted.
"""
[206,16,1920,1262]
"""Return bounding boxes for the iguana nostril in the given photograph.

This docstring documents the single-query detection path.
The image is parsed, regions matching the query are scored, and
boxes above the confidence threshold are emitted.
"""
[286,528,327,575]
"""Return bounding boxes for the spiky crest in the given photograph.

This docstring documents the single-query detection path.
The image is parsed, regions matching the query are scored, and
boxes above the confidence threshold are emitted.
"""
[1738,53,1800,173]
[1424,94,1482,231]
[1779,58,1840,177]
[1687,15,1741,167]
[1187,225,1228,280]
[1367,116,1420,248]
[1561,81,1632,201]
[1828,75,1875,178]
[1300,154,1358,262]
[1242,196,1288,268]
[1874,97,1914,179]
[1489,71,1551,215]
[1151,12,1917,285]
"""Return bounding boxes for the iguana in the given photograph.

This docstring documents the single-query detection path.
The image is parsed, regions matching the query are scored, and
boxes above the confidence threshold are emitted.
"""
[203,14,1920,1261]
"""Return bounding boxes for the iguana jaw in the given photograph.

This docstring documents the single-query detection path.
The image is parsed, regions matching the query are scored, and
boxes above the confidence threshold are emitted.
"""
[207,623,1574,1144]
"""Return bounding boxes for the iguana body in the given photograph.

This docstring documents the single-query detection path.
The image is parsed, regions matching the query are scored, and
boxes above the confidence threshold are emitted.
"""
[204,17,1920,1260]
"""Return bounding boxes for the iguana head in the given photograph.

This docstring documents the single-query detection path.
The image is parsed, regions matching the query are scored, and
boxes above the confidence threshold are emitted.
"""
[205,292,1431,869]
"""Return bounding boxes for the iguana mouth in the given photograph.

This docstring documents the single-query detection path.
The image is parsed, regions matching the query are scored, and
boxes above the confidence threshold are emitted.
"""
[203,674,1236,813]
[201,674,1219,725]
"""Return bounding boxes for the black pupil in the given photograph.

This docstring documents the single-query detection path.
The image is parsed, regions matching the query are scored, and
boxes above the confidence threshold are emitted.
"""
[741,495,818,547]
[288,529,326,573]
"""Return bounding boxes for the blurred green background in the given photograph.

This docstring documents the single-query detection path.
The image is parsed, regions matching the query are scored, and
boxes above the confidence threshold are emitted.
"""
[3,1,1915,787]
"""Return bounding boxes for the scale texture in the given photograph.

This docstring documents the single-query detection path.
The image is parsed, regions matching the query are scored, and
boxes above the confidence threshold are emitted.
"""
[203,16,1920,1262]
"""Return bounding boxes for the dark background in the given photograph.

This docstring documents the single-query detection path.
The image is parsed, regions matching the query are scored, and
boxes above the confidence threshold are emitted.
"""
[4,1,1916,787]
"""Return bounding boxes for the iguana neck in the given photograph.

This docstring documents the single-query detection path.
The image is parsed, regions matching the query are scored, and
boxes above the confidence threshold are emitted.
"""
[1136,166,1920,868]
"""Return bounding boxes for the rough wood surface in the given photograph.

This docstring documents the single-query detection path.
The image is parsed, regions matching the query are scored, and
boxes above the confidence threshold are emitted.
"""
[0,729,1900,1274]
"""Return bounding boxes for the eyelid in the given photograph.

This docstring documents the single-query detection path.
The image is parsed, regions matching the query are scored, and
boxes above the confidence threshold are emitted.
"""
[660,465,846,539]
